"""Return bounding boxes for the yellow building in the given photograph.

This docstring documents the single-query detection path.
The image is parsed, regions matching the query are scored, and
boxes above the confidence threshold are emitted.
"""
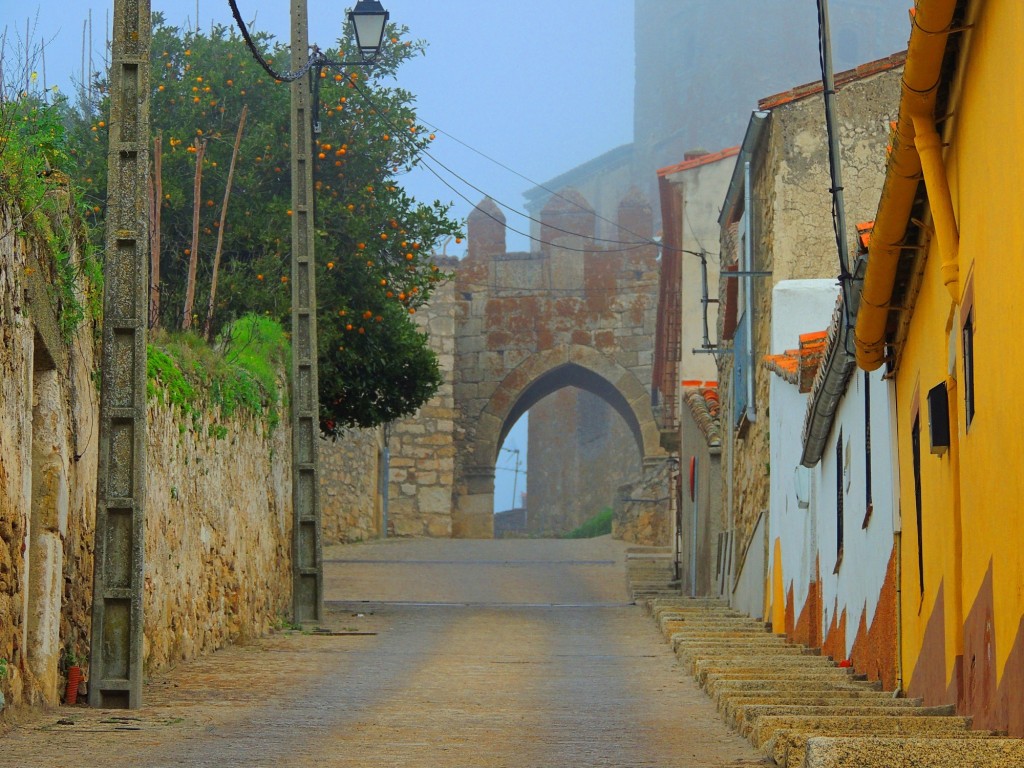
[855,0,1024,736]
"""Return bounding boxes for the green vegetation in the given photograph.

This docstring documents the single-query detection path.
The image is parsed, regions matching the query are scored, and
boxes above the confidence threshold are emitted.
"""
[147,314,290,433]
[0,90,102,340]
[64,15,461,433]
[0,657,8,680]
[562,507,614,539]
[3,16,460,431]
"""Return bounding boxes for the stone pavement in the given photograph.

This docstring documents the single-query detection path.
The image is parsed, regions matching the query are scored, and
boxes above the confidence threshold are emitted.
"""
[0,537,764,767]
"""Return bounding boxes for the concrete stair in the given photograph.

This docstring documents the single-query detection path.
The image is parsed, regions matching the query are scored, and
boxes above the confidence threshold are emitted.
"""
[626,548,679,598]
[634,594,1024,767]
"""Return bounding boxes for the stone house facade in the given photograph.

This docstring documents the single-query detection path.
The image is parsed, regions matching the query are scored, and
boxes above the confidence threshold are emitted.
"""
[715,56,904,617]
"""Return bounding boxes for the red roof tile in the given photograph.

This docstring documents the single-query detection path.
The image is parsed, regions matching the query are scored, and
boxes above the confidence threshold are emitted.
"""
[764,331,829,393]
[657,146,741,178]
[757,52,907,111]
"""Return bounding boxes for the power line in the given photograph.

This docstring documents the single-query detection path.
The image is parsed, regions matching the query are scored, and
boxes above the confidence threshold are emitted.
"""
[350,80,652,255]
[416,118,665,250]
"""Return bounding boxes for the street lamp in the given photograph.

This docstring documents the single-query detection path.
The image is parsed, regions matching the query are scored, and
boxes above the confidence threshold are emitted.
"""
[349,0,390,61]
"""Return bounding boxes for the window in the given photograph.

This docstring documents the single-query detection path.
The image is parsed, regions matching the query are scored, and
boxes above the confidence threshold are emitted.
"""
[835,428,844,571]
[912,414,924,594]
[963,307,976,428]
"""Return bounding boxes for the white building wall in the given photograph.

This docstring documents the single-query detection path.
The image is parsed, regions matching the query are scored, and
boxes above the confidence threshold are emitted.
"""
[768,280,839,626]
[767,278,897,656]
[813,367,896,653]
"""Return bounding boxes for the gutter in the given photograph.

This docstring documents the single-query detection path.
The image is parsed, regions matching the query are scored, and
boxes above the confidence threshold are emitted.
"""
[719,112,769,228]
[801,292,857,467]
[855,0,960,371]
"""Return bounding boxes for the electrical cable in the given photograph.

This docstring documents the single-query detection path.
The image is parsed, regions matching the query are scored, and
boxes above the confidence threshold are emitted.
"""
[227,0,320,82]
[416,118,668,250]
[349,80,651,255]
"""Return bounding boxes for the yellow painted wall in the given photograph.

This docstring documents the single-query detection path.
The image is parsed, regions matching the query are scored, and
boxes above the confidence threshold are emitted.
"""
[896,0,1024,706]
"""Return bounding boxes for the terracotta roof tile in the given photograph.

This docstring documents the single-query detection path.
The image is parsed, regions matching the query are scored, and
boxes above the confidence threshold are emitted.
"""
[657,146,741,178]
[764,331,828,392]
[757,51,907,111]
[682,382,721,448]
[857,221,874,253]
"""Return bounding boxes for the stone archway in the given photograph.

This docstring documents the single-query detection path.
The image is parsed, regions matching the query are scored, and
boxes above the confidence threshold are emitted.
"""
[452,345,663,538]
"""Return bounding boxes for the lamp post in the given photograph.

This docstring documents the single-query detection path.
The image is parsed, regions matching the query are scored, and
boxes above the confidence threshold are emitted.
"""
[289,0,389,626]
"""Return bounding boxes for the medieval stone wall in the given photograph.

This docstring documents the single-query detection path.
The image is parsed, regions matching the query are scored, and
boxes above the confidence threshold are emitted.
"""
[387,265,458,538]
[450,192,666,537]
[320,428,382,544]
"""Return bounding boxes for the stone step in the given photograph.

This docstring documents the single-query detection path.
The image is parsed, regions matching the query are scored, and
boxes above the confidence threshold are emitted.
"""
[646,597,733,612]
[663,619,770,630]
[721,693,924,728]
[801,736,1024,768]
[684,649,830,671]
[668,632,791,645]
[749,714,973,749]
[670,631,778,645]
[661,618,767,632]
[756,716,983,768]
[691,655,839,680]
[707,677,882,698]
[704,668,858,686]
[733,703,950,737]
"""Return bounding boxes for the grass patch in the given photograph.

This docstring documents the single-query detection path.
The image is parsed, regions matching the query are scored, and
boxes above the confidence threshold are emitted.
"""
[562,507,614,539]
[147,314,290,434]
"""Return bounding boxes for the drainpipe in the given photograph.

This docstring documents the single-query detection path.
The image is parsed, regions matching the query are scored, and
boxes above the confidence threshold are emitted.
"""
[854,0,960,370]
[743,161,755,423]
[913,117,960,301]
[691,457,699,598]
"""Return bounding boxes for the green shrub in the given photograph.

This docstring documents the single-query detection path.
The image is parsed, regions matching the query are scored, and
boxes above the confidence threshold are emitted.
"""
[562,507,614,539]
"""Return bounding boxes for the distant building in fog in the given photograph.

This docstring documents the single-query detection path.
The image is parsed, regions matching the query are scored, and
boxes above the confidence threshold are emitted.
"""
[526,0,909,236]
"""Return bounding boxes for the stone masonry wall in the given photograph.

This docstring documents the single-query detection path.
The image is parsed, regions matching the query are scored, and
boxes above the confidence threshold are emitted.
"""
[144,402,291,670]
[388,265,458,537]
[0,193,98,709]
[320,428,382,544]
[451,192,665,537]
[613,458,672,546]
[1,194,294,713]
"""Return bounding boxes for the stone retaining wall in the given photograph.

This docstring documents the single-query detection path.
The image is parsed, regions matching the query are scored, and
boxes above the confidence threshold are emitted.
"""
[0,195,294,714]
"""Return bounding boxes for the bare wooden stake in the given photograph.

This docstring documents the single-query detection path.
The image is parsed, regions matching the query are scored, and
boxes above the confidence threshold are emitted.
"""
[204,105,247,340]
[181,138,206,331]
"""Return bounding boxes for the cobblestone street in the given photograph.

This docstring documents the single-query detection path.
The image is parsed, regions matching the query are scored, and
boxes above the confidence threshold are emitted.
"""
[0,537,761,767]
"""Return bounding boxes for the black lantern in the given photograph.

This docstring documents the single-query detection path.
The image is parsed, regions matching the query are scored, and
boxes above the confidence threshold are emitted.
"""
[349,0,390,60]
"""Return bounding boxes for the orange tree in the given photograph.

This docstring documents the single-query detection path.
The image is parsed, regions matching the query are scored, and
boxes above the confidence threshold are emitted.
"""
[67,14,461,433]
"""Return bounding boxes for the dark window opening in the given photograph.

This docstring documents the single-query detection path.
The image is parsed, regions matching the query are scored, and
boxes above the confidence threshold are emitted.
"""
[835,428,844,572]
[912,414,924,594]
[963,309,976,428]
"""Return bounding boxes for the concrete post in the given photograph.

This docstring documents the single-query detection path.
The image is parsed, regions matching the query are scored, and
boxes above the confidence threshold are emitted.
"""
[89,0,151,709]
[290,0,323,624]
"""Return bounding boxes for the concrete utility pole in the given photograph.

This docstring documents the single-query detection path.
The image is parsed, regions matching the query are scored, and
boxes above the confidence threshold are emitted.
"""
[290,0,324,624]
[89,0,152,708]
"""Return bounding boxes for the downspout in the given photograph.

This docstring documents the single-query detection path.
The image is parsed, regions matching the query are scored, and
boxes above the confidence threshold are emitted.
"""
[743,161,755,423]
[855,0,960,370]
[914,117,960,301]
